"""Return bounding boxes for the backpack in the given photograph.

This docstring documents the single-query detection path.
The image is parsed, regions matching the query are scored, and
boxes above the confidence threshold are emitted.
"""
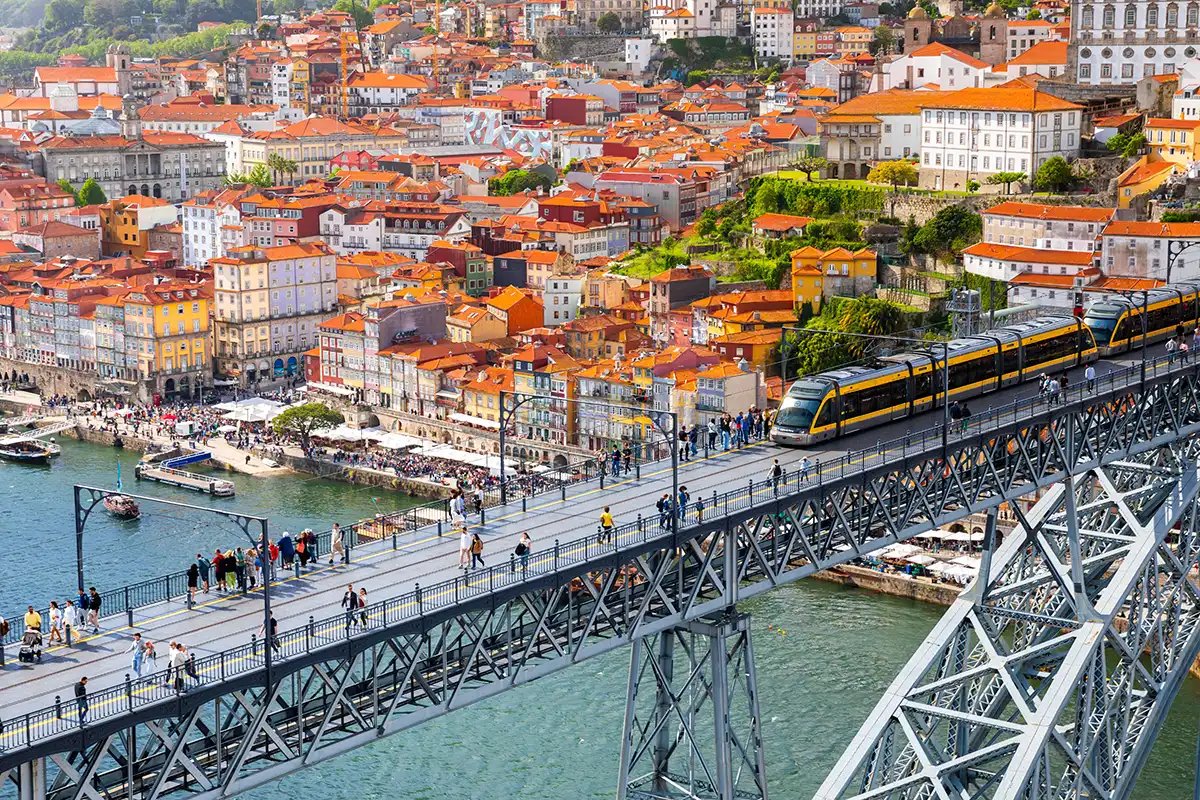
[656,497,666,512]
[0,618,9,637]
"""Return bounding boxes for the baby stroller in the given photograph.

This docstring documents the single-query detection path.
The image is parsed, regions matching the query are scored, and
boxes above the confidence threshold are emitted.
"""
[19,627,42,663]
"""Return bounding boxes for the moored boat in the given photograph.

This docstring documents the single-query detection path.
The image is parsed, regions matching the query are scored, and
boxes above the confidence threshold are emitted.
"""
[104,494,141,520]
[0,439,52,463]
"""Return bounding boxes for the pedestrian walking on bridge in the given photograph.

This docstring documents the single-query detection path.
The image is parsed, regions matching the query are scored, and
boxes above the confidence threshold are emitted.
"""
[74,677,88,724]
[330,523,345,565]
[470,533,485,570]
[342,584,360,630]
[599,507,614,544]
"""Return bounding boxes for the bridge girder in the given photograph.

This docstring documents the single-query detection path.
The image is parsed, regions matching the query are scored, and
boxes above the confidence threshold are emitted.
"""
[7,366,1200,800]
[815,445,1200,800]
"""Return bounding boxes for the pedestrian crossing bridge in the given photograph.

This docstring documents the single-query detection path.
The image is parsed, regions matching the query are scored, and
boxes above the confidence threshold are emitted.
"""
[4,357,1200,800]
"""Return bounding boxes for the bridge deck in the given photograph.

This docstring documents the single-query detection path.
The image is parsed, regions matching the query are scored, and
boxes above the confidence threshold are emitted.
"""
[0,355,1138,741]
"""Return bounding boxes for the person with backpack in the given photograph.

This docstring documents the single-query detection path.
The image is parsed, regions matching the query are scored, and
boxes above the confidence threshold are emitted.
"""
[770,459,782,492]
[514,532,532,571]
[196,553,211,593]
[470,534,485,569]
[657,493,671,529]
[211,550,225,593]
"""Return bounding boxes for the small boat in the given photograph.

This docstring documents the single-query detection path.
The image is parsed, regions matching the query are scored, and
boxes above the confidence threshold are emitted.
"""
[104,494,141,520]
[113,436,124,449]
[0,439,53,463]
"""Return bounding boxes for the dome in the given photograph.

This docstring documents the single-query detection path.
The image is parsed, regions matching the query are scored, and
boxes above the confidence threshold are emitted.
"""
[907,6,929,19]
[984,2,1005,17]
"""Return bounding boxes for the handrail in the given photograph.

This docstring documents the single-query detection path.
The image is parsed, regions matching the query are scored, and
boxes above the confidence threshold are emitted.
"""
[0,351,1183,653]
[0,352,1193,749]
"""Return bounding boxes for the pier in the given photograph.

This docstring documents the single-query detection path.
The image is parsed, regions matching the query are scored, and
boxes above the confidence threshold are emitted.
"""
[134,462,235,495]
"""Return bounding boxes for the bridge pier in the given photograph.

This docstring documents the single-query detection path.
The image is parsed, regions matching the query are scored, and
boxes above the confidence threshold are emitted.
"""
[16,758,44,800]
[617,610,767,800]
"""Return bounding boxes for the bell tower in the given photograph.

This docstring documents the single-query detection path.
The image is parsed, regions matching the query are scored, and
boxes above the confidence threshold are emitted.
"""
[979,2,1009,66]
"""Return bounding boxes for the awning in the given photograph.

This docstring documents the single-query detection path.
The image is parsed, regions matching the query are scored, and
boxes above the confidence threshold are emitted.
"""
[213,378,239,386]
[311,382,356,397]
[450,412,500,430]
[905,554,937,566]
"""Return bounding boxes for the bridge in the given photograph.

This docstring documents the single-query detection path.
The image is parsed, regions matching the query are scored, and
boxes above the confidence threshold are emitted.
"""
[3,354,1200,800]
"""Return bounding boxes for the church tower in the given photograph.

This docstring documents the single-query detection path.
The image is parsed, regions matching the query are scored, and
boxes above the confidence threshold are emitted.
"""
[904,6,932,51]
[106,44,133,97]
[979,3,1009,66]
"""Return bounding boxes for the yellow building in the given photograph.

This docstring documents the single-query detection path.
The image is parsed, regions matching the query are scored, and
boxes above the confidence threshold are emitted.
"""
[461,366,513,424]
[794,29,817,59]
[122,280,211,400]
[711,329,783,373]
[1145,118,1200,166]
[99,195,178,259]
[447,306,507,343]
[835,26,873,55]
[1115,155,1180,209]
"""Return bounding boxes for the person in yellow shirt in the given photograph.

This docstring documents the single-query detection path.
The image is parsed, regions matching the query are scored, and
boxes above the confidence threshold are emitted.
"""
[24,605,42,631]
[599,506,614,545]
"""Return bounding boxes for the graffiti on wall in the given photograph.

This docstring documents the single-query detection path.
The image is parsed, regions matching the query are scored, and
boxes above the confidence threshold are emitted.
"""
[464,107,554,161]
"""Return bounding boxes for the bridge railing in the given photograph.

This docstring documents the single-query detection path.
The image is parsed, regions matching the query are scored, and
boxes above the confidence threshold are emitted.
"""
[2,348,1195,750]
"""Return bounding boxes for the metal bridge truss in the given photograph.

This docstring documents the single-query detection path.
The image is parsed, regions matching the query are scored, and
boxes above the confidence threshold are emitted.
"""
[816,446,1200,800]
[618,612,768,800]
[7,368,1200,800]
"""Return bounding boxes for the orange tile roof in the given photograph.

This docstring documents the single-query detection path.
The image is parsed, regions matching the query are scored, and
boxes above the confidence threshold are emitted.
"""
[907,42,990,69]
[1146,117,1200,130]
[920,86,1082,112]
[1010,270,1098,287]
[1005,40,1067,66]
[753,213,813,231]
[981,201,1115,223]
[961,242,1096,266]
[1102,221,1200,238]
[1120,159,1178,187]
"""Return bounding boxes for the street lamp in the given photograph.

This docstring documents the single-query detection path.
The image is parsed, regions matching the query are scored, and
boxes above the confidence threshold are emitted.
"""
[72,486,275,676]
[785,327,952,453]
[498,390,679,518]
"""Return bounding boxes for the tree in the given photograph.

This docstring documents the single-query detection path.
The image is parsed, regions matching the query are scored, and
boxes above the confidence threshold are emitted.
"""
[488,169,554,196]
[695,207,718,238]
[792,155,829,180]
[869,25,894,56]
[271,402,342,451]
[596,11,622,32]
[867,159,918,216]
[266,153,298,185]
[332,0,373,27]
[1026,8,1041,18]
[985,171,1027,194]
[57,178,77,200]
[224,163,272,187]
[966,179,980,193]
[76,177,106,206]
[1033,156,1074,193]
[912,204,982,257]
[256,21,274,39]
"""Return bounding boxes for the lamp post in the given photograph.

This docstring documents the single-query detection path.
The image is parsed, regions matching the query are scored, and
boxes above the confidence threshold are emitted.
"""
[785,327,952,453]
[72,486,274,676]
[498,390,678,509]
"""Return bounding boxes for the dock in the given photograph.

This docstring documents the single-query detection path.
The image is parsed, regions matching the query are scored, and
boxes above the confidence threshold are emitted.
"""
[135,462,235,496]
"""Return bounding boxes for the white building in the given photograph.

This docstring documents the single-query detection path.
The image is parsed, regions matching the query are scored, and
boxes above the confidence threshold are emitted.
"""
[794,0,844,20]
[917,86,1084,190]
[1007,18,1054,60]
[751,7,795,63]
[649,7,696,42]
[980,201,1114,251]
[271,60,293,110]
[877,42,995,91]
[347,72,430,114]
[1003,40,1068,80]
[625,38,656,73]
[543,275,584,325]
[1100,220,1200,282]
[1071,0,1200,84]
[181,188,246,268]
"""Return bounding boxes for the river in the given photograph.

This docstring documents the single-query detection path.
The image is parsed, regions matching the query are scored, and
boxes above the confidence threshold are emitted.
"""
[0,437,1195,799]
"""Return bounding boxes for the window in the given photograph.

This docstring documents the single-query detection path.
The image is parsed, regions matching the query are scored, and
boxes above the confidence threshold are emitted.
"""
[1126,5,1137,25]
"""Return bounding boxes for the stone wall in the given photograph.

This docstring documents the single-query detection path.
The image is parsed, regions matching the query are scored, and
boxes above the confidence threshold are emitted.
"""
[374,408,591,465]
[813,564,962,606]
[264,450,456,502]
[535,33,627,62]
[888,190,1122,226]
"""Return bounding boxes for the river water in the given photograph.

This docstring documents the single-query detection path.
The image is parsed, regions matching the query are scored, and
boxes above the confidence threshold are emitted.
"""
[1,437,1196,799]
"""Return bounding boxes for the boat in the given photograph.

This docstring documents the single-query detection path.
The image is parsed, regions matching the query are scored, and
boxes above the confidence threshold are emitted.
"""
[0,439,53,463]
[104,494,141,520]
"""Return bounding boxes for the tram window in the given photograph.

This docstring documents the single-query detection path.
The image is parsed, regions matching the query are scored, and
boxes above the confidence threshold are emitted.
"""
[841,392,860,419]
[851,376,908,416]
[1002,347,1020,374]
[817,400,836,428]
[1182,295,1196,323]
[1146,303,1176,333]
[1079,326,1096,351]
[949,352,997,389]
[914,371,932,399]
[1113,315,1136,344]
[1025,332,1073,366]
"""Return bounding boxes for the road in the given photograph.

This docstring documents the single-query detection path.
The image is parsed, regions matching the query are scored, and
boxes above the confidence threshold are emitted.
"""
[0,353,1144,740]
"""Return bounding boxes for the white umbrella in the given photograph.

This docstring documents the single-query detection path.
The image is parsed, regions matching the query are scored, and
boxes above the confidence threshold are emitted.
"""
[951,555,982,569]
[879,543,922,559]
[905,554,937,566]
[217,424,238,433]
